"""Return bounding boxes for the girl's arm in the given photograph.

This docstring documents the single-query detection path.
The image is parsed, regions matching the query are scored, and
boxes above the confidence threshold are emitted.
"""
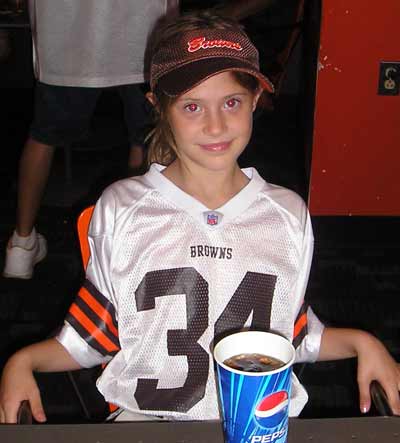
[318,327,400,415]
[0,338,82,423]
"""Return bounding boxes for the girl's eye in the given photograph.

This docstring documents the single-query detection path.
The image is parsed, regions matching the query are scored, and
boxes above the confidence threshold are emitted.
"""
[185,103,200,113]
[225,98,240,109]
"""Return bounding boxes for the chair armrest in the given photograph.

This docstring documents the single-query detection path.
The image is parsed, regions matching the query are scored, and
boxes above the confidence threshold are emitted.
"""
[370,380,393,416]
[17,400,33,424]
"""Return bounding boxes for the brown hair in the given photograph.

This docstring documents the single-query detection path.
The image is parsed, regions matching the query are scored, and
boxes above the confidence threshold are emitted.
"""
[146,11,270,166]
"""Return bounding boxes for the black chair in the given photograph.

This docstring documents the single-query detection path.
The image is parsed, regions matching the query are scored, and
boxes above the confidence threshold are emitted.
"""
[17,401,32,425]
[370,380,394,417]
[17,380,394,424]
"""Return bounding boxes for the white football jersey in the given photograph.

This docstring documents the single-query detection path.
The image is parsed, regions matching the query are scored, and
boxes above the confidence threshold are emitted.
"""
[57,164,324,419]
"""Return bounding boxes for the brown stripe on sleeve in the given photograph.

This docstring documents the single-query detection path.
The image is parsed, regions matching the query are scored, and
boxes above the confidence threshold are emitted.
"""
[65,278,120,356]
[83,279,118,328]
[66,303,120,356]
[77,286,118,337]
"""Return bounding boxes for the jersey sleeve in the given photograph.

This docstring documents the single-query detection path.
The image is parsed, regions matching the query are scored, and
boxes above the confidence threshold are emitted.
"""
[292,208,325,363]
[56,189,120,368]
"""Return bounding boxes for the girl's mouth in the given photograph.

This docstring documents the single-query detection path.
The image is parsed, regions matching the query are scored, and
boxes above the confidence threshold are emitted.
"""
[199,141,231,152]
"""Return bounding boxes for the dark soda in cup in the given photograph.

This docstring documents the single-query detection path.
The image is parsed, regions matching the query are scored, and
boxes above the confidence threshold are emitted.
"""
[223,353,285,373]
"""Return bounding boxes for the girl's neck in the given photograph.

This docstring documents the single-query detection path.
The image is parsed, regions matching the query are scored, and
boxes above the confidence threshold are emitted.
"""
[162,161,249,210]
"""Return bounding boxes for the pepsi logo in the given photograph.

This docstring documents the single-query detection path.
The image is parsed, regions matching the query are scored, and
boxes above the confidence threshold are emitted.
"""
[253,391,289,429]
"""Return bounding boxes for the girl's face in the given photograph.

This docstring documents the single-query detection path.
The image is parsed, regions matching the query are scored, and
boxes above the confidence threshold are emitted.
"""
[166,71,262,174]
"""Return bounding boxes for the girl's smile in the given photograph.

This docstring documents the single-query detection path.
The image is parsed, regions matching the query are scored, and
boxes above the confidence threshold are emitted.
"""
[199,141,232,152]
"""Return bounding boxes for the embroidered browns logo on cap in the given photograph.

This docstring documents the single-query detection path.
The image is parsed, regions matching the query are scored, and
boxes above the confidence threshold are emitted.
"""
[188,37,243,53]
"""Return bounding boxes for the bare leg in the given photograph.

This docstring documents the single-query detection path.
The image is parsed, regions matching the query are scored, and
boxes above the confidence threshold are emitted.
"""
[16,138,54,236]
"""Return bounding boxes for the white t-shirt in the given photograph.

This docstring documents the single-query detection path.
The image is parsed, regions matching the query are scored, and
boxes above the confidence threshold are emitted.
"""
[28,0,174,87]
[57,164,324,419]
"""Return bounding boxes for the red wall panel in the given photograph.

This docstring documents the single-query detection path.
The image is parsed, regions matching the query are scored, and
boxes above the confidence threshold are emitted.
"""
[308,1,400,215]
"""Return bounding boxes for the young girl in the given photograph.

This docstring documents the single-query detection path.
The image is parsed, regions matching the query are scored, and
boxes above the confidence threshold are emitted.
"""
[0,11,399,424]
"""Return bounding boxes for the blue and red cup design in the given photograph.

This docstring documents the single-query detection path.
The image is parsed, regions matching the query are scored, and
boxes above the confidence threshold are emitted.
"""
[214,331,295,443]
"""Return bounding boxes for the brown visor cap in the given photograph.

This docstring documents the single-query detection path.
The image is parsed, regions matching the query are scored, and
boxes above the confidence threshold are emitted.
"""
[150,29,274,97]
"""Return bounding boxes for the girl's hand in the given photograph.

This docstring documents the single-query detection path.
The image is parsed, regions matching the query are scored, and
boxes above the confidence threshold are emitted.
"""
[0,352,46,424]
[355,333,400,415]
[0,338,83,423]
[319,327,400,415]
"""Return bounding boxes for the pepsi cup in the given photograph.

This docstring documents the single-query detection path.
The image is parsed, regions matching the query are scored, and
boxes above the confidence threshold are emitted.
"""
[213,331,295,443]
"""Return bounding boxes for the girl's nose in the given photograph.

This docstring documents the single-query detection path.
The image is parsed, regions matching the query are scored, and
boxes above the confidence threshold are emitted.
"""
[203,109,226,136]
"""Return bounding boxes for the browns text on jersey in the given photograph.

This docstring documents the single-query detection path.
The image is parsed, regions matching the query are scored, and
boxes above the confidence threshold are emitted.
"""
[190,245,233,259]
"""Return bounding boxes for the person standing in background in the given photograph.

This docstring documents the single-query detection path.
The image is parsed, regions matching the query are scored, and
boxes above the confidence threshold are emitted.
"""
[3,0,179,280]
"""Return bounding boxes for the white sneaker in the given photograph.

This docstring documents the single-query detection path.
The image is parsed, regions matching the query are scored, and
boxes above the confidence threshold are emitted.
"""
[3,233,47,279]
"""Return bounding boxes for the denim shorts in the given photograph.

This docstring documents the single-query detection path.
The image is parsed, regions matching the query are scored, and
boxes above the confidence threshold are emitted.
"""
[30,82,150,147]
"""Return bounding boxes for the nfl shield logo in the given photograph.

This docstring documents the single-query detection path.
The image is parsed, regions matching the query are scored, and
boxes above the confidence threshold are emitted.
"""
[203,211,223,226]
[207,213,218,225]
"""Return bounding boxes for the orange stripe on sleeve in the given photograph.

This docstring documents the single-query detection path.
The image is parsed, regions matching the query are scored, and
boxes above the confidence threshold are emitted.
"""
[69,303,119,353]
[108,403,118,413]
[293,312,307,340]
[78,286,118,337]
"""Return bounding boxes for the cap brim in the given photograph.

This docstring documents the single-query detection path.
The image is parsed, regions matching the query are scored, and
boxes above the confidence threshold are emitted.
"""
[156,57,274,97]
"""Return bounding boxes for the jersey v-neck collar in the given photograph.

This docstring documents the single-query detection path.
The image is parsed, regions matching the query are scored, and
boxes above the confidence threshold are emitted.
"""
[144,163,265,228]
